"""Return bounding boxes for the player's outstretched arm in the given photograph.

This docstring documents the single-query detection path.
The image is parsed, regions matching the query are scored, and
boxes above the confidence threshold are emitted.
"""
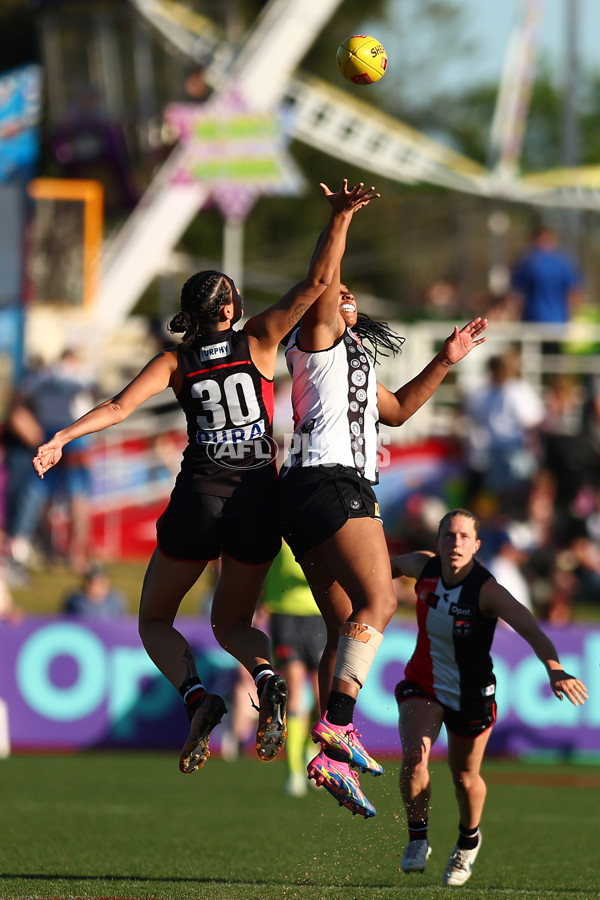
[378,317,488,427]
[390,551,434,581]
[33,351,178,479]
[480,580,588,707]
[244,179,378,350]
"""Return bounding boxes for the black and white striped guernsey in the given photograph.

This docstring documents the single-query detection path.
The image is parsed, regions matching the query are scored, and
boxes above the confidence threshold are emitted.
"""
[283,326,380,483]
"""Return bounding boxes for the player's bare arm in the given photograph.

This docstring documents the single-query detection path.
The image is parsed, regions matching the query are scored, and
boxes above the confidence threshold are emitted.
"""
[33,350,179,478]
[390,551,434,581]
[298,192,379,353]
[378,317,487,427]
[245,180,378,363]
[480,580,588,707]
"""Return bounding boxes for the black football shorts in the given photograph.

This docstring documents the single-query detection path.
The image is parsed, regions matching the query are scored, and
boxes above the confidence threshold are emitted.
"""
[277,463,381,562]
[157,481,281,564]
[271,613,327,669]
[395,679,497,738]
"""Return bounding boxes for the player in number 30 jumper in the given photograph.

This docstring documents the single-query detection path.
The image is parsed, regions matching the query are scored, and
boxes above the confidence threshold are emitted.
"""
[32,179,376,777]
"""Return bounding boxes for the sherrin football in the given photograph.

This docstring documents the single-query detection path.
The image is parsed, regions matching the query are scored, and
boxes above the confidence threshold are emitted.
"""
[337,34,387,85]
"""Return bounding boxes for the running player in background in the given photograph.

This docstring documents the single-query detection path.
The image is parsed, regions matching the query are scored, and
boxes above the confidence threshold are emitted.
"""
[391,508,588,885]
[32,179,377,777]
[277,246,488,817]
[261,540,326,797]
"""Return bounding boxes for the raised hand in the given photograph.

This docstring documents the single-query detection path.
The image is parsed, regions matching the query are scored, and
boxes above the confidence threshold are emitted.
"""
[320,178,380,215]
[440,317,488,366]
[32,439,64,479]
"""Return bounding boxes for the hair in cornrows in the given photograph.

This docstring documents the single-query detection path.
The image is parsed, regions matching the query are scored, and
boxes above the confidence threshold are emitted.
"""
[168,270,235,343]
[353,312,405,365]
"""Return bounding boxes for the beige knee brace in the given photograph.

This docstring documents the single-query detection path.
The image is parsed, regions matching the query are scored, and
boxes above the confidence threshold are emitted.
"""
[333,622,384,688]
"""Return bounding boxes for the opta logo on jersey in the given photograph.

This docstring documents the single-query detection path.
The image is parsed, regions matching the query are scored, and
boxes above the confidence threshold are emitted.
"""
[205,435,278,469]
[199,340,230,362]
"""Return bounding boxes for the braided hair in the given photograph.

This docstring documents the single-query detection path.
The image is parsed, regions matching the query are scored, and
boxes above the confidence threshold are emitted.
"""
[168,270,236,343]
[353,312,405,365]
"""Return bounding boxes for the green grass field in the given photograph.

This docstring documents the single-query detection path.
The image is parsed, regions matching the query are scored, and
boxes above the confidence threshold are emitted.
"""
[1,751,598,900]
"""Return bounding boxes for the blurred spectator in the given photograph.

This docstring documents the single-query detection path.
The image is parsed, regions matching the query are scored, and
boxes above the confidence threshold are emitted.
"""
[508,224,584,325]
[389,493,448,557]
[543,551,576,627]
[539,374,588,509]
[62,565,126,618]
[569,534,600,607]
[485,530,533,616]
[462,349,545,512]
[579,374,600,490]
[7,349,98,573]
[3,361,45,581]
[422,278,460,319]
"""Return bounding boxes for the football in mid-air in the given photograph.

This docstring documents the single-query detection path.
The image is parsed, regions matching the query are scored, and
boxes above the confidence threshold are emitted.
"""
[337,34,387,85]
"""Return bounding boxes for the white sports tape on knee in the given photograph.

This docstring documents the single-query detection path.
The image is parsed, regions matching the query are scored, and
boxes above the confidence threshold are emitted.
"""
[333,622,384,688]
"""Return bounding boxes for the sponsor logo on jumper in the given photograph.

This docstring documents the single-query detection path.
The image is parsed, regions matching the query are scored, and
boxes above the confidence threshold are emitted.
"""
[200,340,230,362]
[196,420,267,446]
[450,605,473,617]
[420,590,439,609]
[481,684,495,697]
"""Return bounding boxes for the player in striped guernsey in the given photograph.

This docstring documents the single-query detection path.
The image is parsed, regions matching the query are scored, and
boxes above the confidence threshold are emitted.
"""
[277,204,488,816]
[392,509,588,884]
[32,179,376,777]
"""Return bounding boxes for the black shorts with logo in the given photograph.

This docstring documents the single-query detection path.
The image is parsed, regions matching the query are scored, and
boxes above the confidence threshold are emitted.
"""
[271,613,327,669]
[277,463,381,562]
[157,480,281,564]
[395,679,497,738]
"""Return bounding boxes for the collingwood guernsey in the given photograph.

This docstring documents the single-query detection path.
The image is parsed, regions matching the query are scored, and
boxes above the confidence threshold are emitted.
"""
[283,326,380,483]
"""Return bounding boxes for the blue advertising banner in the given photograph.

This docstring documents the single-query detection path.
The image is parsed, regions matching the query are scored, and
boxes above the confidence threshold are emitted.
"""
[0,617,598,758]
[0,64,41,182]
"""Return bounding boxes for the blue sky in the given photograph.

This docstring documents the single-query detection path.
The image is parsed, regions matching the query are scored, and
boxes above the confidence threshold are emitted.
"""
[456,0,599,88]
[361,0,600,101]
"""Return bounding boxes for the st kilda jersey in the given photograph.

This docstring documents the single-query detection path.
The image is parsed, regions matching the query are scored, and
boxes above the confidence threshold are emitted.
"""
[283,326,379,483]
[404,556,498,711]
[175,328,276,496]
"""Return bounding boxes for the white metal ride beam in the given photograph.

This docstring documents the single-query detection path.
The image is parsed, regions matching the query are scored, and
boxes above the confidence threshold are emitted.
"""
[284,74,600,211]
[94,0,344,336]
[284,74,489,194]
[226,0,344,110]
